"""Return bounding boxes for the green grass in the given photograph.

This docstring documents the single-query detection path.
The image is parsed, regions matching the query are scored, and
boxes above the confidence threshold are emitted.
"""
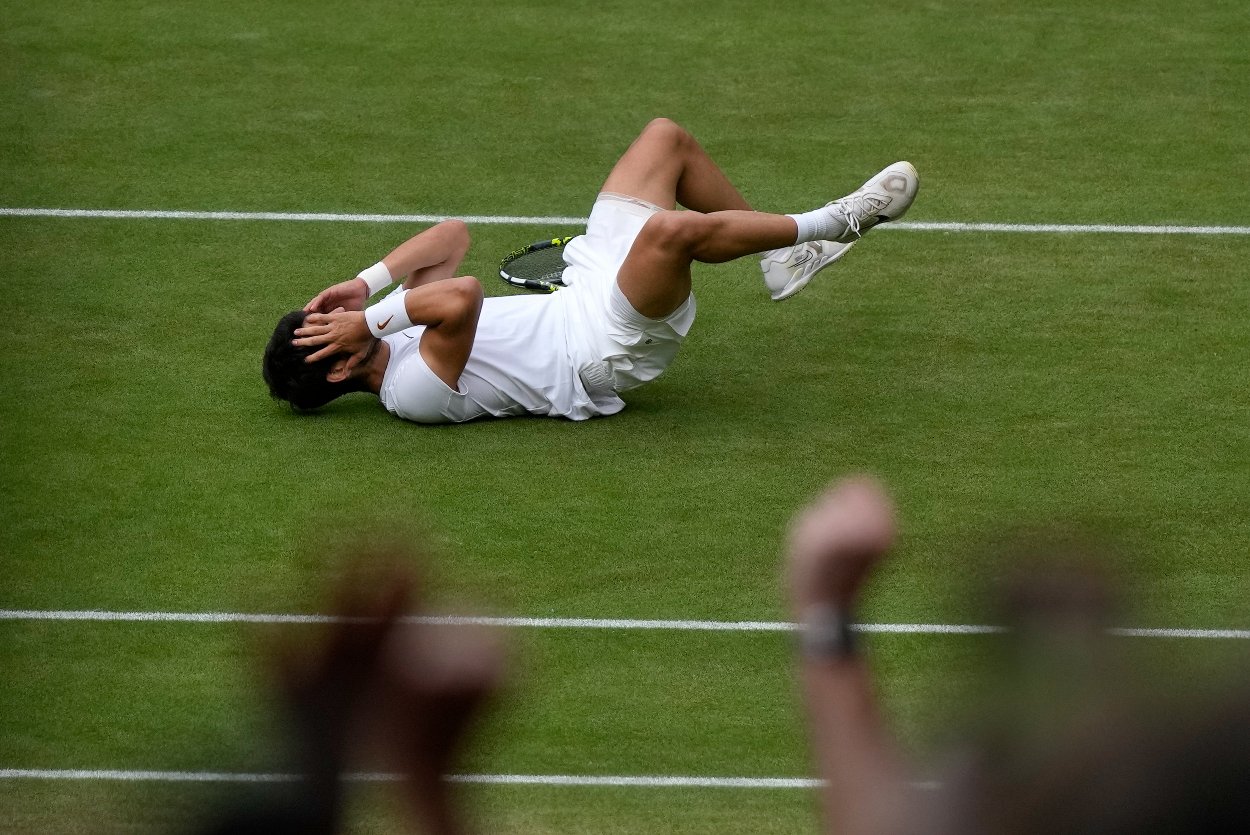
[3,0,1249,832]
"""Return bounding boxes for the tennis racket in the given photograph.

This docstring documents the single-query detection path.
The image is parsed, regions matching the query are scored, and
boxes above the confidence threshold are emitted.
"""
[498,236,575,292]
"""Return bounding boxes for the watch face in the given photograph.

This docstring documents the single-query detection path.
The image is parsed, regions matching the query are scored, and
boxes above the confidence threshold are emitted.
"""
[800,608,857,659]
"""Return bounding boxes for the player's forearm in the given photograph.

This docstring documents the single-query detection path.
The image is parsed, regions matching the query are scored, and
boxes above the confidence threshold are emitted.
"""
[364,276,482,334]
[801,657,912,835]
[360,275,480,388]
[401,276,481,327]
[383,220,471,289]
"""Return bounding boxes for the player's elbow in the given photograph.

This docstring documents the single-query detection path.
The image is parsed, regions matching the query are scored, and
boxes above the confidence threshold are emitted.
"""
[445,275,484,325]
[450,274,483,299]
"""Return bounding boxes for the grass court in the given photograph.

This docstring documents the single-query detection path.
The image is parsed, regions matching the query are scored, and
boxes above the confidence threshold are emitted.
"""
[2,0,1248,831]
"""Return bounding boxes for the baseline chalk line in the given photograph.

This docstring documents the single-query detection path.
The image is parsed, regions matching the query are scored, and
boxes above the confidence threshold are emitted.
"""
[0,769,942,790]
[1,609,1246,639]
[0,768,822,789]
[2,207,1248,235]
[0,208,586,226]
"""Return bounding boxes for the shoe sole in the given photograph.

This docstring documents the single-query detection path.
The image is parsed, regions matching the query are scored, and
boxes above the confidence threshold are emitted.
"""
[771,240,857,301]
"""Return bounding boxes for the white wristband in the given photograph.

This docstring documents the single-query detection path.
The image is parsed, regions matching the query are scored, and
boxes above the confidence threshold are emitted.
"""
[364,290,415,337]
[357,261,393,295]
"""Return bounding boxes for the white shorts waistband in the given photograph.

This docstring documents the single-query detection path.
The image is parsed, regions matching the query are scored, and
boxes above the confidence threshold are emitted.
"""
[596,191,665,219]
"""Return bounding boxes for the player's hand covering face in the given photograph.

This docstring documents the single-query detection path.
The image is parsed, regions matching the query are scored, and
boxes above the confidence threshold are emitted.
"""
[305,278,370,314]
[293,309,375,373]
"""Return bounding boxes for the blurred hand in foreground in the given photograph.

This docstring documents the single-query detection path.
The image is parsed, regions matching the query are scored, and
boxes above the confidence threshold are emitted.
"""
[786,475,897,614]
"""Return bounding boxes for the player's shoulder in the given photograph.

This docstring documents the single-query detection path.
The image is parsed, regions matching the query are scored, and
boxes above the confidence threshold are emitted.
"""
[381,337,461,424]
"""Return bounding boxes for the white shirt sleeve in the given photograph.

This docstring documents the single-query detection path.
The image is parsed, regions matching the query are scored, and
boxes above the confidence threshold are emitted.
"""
[385,346,465,424]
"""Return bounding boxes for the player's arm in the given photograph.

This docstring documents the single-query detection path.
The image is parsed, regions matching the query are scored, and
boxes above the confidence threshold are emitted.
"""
[787,477,916,835]
[304,220,472,313]
[293,276,484,387]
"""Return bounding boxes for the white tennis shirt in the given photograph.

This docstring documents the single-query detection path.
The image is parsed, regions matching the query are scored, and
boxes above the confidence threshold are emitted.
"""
[378,293,624,423]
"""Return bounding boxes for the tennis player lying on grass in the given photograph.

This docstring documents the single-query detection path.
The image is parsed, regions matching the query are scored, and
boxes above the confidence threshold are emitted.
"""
[263,118,918,423]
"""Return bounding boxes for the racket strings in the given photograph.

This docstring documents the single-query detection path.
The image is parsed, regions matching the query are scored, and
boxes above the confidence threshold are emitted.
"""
[506,247,568,284]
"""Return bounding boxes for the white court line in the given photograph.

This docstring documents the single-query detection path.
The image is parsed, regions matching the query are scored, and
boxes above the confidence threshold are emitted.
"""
[1,609,1246,639]
[895,220,1250,235]
[0,768,822,789]
[2,207,1249,235]
[0,208,586,226]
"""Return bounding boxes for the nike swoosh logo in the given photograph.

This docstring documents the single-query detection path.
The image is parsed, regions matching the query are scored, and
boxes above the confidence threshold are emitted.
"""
[791,251,814,267]
[376,315,393,331]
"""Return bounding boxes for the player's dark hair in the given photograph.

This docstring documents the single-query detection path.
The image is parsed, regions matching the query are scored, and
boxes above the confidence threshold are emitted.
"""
[262,311,365,411]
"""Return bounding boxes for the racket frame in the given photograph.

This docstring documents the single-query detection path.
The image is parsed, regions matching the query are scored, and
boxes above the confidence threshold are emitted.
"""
[498,236,575,293]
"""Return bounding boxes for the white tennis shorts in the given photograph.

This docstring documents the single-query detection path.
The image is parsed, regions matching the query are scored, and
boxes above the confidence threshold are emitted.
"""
[558,192,697,392]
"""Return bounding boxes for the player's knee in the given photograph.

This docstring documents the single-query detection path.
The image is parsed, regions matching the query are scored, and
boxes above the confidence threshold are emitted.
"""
[642,117,691,151]
[644,116,683,134]
[442,218,471,251]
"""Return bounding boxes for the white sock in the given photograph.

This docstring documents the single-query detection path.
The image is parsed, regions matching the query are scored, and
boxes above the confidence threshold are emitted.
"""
[787,206,840,244]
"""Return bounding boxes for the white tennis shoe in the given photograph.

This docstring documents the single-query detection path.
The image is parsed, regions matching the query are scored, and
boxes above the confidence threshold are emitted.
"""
[761,240,857,301]
[761,161,919,301]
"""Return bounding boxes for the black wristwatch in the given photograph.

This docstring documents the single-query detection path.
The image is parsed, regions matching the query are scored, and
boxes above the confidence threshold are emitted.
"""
[798,604,858,660]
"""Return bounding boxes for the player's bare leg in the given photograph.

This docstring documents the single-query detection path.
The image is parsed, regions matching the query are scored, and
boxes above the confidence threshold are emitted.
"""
[601,118,795,316]
[603,118,919,317]
[618,170,918,316]
[600,118,752,213]
[617,210,803,317]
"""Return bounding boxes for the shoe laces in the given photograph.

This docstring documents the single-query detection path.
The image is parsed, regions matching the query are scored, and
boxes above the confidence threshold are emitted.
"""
[827,190,888,238]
